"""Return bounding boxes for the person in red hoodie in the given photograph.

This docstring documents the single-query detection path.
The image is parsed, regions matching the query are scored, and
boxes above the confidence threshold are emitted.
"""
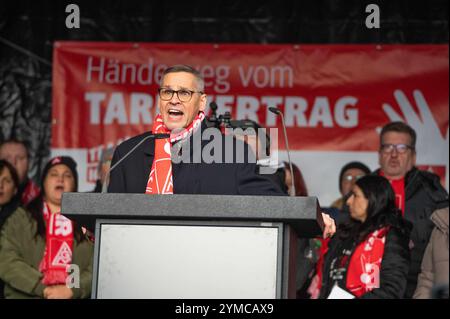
[308,175,412,299]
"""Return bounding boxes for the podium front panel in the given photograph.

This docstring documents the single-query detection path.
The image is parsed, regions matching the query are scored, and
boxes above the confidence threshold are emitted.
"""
[93,219,283,299]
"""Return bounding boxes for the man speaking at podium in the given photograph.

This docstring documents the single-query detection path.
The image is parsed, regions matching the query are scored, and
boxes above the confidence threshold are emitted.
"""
[108,65,284,196]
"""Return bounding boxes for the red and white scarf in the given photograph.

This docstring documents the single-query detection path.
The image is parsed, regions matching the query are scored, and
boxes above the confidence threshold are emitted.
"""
[39,202,74,285]
[346,227,388,297]
[21,179,40,206]
[309,227,389,298]
[145,112,205,194]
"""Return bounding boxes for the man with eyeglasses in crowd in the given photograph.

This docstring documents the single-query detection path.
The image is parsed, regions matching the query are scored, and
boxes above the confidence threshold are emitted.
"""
[374,121,448,298]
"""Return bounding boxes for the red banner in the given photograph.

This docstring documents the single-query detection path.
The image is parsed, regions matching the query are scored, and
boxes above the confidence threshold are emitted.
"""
[52,42,449,204]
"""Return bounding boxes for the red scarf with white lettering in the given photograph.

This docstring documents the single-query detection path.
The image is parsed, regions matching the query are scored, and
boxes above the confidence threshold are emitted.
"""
[39,202,74,285]
[345,227,388,297]
[308,227,388,298]
[21,179,40,206]
[380,171,405,216]
[145,112,205,194]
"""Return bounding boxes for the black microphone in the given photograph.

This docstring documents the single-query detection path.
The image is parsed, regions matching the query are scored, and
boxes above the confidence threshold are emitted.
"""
[210,101,218,112]
[269,107,296,196]
[209,101,218,121]
[101,132,170,193]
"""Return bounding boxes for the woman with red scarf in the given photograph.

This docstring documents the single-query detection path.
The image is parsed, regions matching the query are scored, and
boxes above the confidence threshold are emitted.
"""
[0,156,93,299]
[308,175,412,299]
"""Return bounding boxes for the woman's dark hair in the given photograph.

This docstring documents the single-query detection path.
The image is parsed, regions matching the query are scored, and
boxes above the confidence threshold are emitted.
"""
[0,160,20,190]
[26,196,48,238]
[26,163,85,242]
[338,175,410,243]
[284,161,308,196]
[0,160,20,230]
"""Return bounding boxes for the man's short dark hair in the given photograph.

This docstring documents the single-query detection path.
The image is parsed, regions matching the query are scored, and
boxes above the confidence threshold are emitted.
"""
[161,65,205,91]
[0,138,30,158]
[380,121,417,149]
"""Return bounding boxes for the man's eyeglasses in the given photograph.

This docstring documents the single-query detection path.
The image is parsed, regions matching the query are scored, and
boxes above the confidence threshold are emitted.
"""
[158,88,204,102]
[380,143,414,154]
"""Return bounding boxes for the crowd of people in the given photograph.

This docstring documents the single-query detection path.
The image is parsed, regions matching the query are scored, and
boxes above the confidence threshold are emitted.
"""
[0,65,448,299]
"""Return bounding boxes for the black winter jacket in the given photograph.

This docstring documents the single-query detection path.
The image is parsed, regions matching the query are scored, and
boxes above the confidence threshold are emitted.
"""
[319,214,412,299]
[375,167,449,298]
